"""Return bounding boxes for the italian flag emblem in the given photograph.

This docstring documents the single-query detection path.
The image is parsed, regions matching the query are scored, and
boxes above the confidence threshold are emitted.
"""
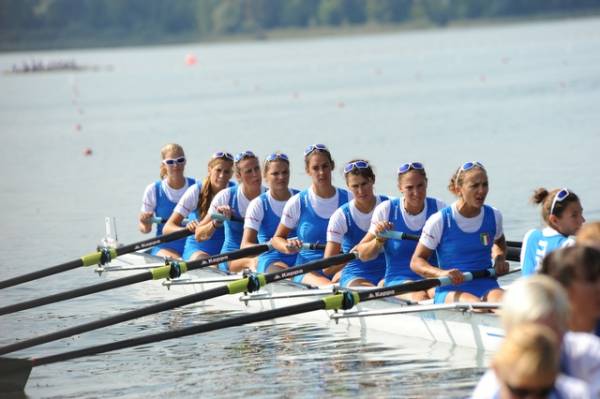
[480,233,490,246]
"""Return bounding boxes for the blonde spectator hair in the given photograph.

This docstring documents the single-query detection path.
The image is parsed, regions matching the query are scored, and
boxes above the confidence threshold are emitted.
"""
[576,221,600,249]
[492,323,559,386]
[501,275,570,333]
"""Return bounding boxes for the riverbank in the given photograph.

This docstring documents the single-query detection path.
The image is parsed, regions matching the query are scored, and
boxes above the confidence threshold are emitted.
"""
[2,9,599,53]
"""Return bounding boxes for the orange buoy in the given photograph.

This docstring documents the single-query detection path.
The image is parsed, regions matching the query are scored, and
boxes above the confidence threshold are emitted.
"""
[83,147,93,156]
[185,54,197,66]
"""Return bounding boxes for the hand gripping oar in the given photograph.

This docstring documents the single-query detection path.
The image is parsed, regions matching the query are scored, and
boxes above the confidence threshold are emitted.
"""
[0,244,272,317]
[211,212,244,223]
[0,267,493,393]
[378,231,521,262]
[0,248,352,355]
[0,229,194,290]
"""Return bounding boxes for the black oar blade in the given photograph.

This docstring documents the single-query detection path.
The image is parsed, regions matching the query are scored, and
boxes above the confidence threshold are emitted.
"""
[0,357,32,393]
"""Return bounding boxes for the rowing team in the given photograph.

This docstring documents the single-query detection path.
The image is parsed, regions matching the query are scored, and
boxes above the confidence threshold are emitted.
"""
[138,143,589,308]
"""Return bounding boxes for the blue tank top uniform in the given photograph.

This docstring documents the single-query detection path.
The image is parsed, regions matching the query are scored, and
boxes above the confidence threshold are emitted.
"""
[293,188,350,283]
[255,189,300,274]
[151,177,195,256]
[434,205,499,304]
[217,185,251,272]
[521,228,571,276]
[182,180,236,261]
[384,197,439,287]
[339,195,388,287]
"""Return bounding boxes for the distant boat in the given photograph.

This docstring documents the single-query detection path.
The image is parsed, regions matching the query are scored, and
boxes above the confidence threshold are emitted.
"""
[5,60,113,74]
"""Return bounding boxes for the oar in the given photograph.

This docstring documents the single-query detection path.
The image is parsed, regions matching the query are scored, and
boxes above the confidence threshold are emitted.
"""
[0,268,493,393]
[211,212,244,223]
[151,216,190,225]
[0,229,194,290]
[0,244,272,317]
[0,251,355,355]
[379,231,521,262]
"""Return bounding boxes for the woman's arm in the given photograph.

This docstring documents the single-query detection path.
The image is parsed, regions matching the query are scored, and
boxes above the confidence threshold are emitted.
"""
[323,241,345,275]
[138,211,153,234]
[356,221,393,261]
[492,234,510,275]
[410,243,464,284]
[271,224,301,254]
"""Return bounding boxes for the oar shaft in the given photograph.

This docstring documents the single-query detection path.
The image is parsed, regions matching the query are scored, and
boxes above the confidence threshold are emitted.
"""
[0,285,230,356]
[0,272,152,316]
[0,229,193,290]
[0,244,269,317]
[0,259,83,290]
[32,299,325,367]
[115,229,191,255]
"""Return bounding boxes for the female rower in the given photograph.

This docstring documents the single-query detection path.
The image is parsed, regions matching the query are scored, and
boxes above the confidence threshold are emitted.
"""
[139,143,195,258]
[323,160,387,287]
[195,150,264,273]
[356,162,445,299]
[241,152,298,273]
[163,151,234,260]
[271,144,350,286]
[521,188,585,276]
[410,161,510,304]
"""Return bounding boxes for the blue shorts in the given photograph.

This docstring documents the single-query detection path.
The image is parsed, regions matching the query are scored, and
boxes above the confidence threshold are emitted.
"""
[433,277,500,304]
[339,268,384,287]
[256,250,297,274]
[292,251,327,283]
[150,236,186,257]
[182,235,223,261]
[383,277,414,288]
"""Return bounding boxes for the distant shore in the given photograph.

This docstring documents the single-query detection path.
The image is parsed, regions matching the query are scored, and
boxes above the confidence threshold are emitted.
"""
[2,9,599,53]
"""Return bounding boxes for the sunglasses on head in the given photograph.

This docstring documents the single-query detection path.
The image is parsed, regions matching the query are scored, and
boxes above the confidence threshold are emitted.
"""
[235,150,257,162]
[398,162,424,175]
[212,151,234,161]
[456,160,485,179]
[265,152,289,162]
[304,143,329,156]
[549,188,570,216]
[506,382,554,398]
[162,157,186,166]
[344,160,369,174]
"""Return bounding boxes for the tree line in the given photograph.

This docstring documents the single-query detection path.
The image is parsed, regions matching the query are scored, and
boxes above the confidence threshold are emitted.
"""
[1,0,599,50]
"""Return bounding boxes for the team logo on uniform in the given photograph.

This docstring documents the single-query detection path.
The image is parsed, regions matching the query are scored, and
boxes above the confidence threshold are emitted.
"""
[480,233,490,246]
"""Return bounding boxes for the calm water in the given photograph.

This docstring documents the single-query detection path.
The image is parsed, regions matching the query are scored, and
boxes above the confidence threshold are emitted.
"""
[1,16,599,398]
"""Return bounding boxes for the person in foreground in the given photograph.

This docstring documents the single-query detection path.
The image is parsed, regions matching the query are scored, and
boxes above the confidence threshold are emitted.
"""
[139,143,195,259]
[163,151,234,261]
[271,144,350,286]
[240,152,298,273]
[472,323,590,399]
[323,160,387,287]
[410,161,509,304]
[357,161,445,299]
[195,150,264,273]
[541,245,600,337]
[521,187,585,276]
[472,275,600,398]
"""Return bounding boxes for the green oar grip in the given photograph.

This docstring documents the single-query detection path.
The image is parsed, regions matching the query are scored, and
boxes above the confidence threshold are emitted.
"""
[322,292,360,310]
[80,248,117,267]
[227,275,266,295]
[150,262,189,280]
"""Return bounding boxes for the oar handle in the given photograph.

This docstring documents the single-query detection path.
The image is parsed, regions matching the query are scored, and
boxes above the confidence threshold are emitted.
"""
[211,213,244,224]
[377,231,420,241]
[377,231,520,262]
[285,243,326,250]
[151,216,189,225]
[356,268,495,303]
